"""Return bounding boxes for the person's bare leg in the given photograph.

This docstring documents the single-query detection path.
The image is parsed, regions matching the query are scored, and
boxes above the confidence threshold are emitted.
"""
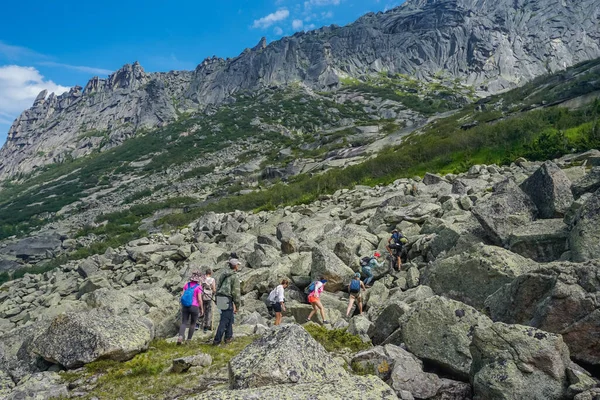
[307,305,317,321]
[275,312,282,325]
[346,297,355,317]
[358,300,363,315]
[317,302,326,322]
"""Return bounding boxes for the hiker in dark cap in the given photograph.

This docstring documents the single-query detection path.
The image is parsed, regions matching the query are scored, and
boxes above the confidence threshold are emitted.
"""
[213,258,242,345]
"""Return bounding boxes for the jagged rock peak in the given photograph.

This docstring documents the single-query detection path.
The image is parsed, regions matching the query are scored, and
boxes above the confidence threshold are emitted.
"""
[84,62,148,94]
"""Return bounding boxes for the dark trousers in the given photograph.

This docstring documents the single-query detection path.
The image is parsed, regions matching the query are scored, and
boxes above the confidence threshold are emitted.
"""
[179,305,199,340]
[213,308,234,344]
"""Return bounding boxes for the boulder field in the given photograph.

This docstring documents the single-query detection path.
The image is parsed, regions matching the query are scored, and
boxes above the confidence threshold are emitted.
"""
[1,152,600,399]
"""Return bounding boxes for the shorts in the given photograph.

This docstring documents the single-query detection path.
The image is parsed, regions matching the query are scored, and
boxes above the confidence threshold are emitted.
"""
[308,294,318,304]
[389,243,403,251]
[272,302,282,313]
[349,291,362,300]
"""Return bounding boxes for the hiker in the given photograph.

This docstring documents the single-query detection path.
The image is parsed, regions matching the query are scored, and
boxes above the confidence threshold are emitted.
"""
[306,277,329,325]
[268,279,289,326]
[346,272,366,317]
[386,229,407,270]
[198,269,216,333]
[177,271,204,345]
[213,258,242,345]
[360,251,384,288]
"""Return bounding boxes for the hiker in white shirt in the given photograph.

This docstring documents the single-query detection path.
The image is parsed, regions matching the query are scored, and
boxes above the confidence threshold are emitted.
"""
[268,279,289,326]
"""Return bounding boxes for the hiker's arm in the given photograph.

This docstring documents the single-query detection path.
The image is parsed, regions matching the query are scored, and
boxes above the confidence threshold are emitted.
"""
[360,281,366,291]
[198,293,204,315]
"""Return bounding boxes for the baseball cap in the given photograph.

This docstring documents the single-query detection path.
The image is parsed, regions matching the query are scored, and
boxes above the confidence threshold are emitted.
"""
[374,252,381,257]
[354,272,361,278]
[229,258,242,267]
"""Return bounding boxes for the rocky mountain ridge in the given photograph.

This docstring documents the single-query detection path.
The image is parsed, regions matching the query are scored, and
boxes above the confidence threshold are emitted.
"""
[1,149,600,399]
[1,0,600,180]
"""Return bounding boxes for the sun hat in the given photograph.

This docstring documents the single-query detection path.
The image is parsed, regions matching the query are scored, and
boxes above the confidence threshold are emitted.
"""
[190,271,202,282]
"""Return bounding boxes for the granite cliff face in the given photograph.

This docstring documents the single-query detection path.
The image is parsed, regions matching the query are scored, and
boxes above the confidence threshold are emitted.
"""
[1,0,599,180]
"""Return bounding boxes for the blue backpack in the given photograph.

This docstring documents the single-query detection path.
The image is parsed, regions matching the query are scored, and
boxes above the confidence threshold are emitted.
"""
[181,283,198,307]
[307,281,316,293]
[349,279,361,293]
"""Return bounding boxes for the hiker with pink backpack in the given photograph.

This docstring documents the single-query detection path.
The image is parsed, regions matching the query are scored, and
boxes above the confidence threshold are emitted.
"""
[177,271,205,345]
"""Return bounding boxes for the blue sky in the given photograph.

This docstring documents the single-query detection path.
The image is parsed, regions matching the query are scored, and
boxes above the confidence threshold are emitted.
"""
[0,0,403,144]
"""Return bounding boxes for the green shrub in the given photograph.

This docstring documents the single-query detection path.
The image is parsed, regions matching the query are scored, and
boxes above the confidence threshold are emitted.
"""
[303,324,371,353]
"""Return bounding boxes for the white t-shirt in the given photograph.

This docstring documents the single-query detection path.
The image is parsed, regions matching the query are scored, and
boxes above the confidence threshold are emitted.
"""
[268,285,285,303]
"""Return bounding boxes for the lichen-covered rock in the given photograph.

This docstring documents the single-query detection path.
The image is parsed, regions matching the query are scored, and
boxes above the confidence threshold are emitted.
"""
[229,324,348,389]
[423,244,538,309]
[171,353,212,373]
[507,219,569,262]
[571,166,600,199]
[310,245,354,292]
[470,323,571,400]
[0,369,15,397]
[397,296,492,380]
[31,308,152,368]
[5,372,68,400]
[485,261,600,367]
[519,161,574,218]
[569,188,600,261]
[192,375,398,399]
[472,179,537,246]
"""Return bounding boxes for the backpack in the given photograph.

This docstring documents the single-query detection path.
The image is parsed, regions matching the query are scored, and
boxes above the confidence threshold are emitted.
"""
[181,283,198,307]
[360,256,372,267]
[200,276,213,301]
[349,279,361,293]
[307,281,316,293]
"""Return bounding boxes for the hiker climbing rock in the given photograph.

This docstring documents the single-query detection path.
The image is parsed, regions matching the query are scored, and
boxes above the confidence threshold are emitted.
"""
[213,258,242,345]
[386,229,408,270]
[268,279,289,326]
[360,251,385,287]
[177,271,204,345]
[306,277,328,324]
[346,272,366,317]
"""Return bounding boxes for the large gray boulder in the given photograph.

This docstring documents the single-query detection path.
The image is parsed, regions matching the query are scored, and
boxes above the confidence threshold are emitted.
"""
[83,287,179,338]
[394,296,492,380]
[507,219,569,262]
[192,375,398,399]
[4,372,68,400]
[31,308,152,368]
[0,324,50,383]
[472,179,537,246]
[569,188,600,261]
[353,344,471,400]
[229,324,348,389]
[519,161,574,218]
[423,244,539,309]
[310,245,354,292]
[470,323,571,400]
[485,261,600,367]
[571,166,600,199]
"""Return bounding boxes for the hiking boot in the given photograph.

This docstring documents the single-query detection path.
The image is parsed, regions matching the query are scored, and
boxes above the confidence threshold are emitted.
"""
[322,320,330,324]
[224,338,233,344]
[176,336,184,346]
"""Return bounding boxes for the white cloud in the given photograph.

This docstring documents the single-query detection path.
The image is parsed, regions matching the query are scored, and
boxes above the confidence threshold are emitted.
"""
[292,19,304,30]
[274,26,284,35]
[38,61,112,76]
[304,0,341,10]
[252,9,290,29]
[321,11,334,18]
[0,41,45,61]
[0,65,69,127]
